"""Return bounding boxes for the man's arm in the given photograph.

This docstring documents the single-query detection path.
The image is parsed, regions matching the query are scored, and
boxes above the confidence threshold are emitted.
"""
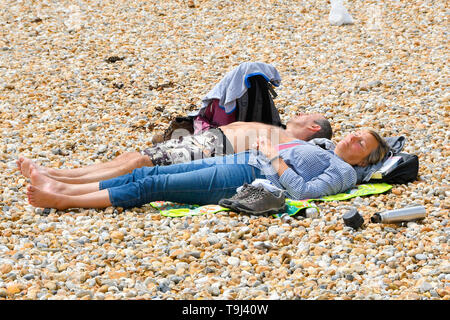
[253,136,289,176]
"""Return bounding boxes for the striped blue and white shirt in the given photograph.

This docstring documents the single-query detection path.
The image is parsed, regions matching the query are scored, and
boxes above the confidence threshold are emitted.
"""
[247,140,357,200]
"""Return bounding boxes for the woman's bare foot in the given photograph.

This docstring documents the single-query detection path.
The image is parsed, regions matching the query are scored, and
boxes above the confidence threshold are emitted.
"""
[26,184,112,210]
[17,156,48,178]
[26,185,70,210]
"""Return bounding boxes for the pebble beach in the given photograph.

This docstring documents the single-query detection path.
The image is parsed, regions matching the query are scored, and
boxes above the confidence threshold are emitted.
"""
[0,0,449,300]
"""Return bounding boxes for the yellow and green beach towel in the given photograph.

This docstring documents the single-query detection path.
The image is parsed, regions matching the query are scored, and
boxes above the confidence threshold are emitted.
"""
[150,183,393,218]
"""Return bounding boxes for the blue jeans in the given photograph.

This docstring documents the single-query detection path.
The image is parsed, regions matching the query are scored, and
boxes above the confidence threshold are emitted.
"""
[99,152,264,208]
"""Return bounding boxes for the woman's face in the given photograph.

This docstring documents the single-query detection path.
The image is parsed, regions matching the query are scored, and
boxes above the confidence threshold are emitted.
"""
[334,130,379,166]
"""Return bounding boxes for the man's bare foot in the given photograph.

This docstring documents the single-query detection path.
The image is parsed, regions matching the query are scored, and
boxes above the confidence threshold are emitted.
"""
[26,185,70,210]
[29,167,67,195]
[18,156,47,178]
[16,157,24,175]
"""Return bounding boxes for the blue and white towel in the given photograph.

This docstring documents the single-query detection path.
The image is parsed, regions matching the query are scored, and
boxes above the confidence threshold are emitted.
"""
[189,61,281,115]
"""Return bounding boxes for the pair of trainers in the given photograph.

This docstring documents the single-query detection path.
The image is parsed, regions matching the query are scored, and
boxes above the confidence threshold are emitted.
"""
[219,184,286,216]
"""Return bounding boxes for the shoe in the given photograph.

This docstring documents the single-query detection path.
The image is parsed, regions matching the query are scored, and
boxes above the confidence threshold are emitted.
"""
[151,117,194,144]
[218,184,257,208]
[222,186,286,216]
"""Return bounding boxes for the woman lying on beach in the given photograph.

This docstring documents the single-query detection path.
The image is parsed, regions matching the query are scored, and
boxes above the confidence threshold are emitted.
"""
[22,129,388,210]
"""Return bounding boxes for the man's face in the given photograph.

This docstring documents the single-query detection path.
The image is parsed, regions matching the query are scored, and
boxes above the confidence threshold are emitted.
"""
[334,130,379,166]
[285,113,324,140]
[287,113,322,128]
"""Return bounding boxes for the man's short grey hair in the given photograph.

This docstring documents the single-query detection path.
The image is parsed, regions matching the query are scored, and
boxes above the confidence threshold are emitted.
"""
[309,117,333,140]
[365,130,390,165]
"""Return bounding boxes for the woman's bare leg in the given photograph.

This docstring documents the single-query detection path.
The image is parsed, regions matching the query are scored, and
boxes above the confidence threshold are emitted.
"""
[18,152,153,183]
[27,185,112,210]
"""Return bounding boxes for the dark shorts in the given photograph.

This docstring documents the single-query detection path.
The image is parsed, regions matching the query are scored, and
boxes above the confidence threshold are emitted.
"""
[143,128,234,166]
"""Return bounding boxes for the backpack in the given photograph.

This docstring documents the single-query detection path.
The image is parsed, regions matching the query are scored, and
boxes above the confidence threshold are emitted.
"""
[369,152,419,184]
[235,75,282,127]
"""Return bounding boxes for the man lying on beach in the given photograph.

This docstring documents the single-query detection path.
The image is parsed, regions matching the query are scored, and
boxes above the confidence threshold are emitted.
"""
[18,113,332,184]
[23,129,388,211]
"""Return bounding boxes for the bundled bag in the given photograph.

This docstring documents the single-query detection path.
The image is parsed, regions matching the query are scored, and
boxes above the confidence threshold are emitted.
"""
[369,153,419,184]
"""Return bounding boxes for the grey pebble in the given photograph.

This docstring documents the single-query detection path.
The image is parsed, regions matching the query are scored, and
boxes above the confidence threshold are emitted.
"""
[23,273,35,280]
[87,124,98,131]
[157,283,171,293]
[415,254,428,261]
[419,281,433,292]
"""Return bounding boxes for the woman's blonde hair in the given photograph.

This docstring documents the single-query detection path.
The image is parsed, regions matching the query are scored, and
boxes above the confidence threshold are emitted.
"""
[365,130,390,165]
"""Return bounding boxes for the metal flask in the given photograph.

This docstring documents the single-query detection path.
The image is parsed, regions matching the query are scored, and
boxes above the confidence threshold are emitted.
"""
[371,206,426,224]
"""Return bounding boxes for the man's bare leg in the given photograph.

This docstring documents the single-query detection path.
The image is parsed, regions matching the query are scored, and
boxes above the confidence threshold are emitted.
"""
[27,185,112,210]
[18,152,153,183]
[29,167,100,196]
[18,152,145,177]
[45,165,136,184]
